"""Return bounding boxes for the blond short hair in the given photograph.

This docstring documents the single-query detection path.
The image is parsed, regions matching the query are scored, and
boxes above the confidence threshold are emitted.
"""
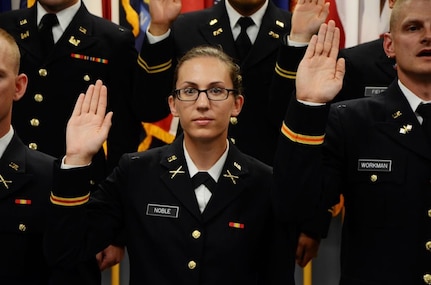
[0,28,21,74]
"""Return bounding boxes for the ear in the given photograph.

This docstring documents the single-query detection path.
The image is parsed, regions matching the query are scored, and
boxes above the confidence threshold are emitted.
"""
[13,73,28,102]
[231,94,244,117]
[168,95,179,117]
[383,32,395,59]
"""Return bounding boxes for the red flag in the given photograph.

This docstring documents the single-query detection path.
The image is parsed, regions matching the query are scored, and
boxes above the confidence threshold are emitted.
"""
[325,0,346,48]
[181,0,205,13]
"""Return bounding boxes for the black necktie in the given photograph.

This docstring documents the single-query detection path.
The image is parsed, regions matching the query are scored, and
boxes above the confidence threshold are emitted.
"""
[235,17,254,63]
[416,103,431,142]
[192,172,216,193]
[39,13,59,57]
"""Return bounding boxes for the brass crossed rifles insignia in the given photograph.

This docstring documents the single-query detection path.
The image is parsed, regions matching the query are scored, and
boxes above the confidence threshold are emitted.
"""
[0,174,12,189]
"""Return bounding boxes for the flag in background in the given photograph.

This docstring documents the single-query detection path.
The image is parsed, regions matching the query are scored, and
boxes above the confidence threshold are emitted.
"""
[325,0,390,48]
[0,1,11,12]
[274,0,391,49]
[272,0,290,10]
[181,0,204,13]
[0,0,33,12]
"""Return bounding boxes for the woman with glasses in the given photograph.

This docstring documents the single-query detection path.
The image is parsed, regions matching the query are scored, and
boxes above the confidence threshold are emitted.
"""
[45,45,288,284]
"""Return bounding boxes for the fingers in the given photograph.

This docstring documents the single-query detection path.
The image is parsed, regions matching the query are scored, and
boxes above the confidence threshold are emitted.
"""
[89,80,103,115]
[79,79,106,115]
[308,20,339,58]
[304,34,318,59]
[81,84,94,114]
[95,251,103,269]
[314,22,328,55]
[336,57,346,80]
[329,22,341,58]
[71,93,85,117]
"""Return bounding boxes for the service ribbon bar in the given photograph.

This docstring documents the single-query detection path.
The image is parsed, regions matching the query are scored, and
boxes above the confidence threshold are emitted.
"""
[229,222,245,229]
[15,199,32,205]
[71,53,108,64]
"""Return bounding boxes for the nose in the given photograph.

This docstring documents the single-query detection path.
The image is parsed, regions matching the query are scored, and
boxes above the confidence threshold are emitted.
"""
[422,26,431,44]
[196,90,210,106]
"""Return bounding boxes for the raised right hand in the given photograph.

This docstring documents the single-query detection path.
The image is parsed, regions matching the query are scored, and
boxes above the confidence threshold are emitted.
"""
[65,80,113,166]
[148,0,182,36]
[295,20,345,104]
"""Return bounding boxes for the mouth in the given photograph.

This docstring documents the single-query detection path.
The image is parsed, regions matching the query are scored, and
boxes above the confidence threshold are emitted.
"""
[193,117,213,125]
[417,49,431,57]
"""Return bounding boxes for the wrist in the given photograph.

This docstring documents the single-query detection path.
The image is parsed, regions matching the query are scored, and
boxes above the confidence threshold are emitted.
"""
[148,22,170,36]
[64,154,92,166]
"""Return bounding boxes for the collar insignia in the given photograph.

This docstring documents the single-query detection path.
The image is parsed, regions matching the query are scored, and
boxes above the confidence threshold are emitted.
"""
[9,162,19,171]
[167,155,177,162]
[392,111,402,119]
[213,28,223,36]
[20,30,29,40]
[0,174,12,190]
[79,26,87,34]
[276,20,284,28]
[69,36,80,46]
[169,165,185,179]
[399,124,412,134]
[209,19,218,26]
[269,31,279,39]
[223,169,239,185]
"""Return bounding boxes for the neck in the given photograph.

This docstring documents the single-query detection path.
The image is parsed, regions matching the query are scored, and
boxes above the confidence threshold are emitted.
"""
[184,136,227,170]
[0,123,11,139]
[227,0,265,17]
[399,74,431,101]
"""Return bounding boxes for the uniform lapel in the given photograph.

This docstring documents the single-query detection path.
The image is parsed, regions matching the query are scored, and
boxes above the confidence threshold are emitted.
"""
[9,6,42,59]
[48,4,99,63]
[375,83,431,161]
[0,134,32,199]
[197,1,238,58]
[242,1,290,69]
[159,138,202,220]
[201,143,249,222]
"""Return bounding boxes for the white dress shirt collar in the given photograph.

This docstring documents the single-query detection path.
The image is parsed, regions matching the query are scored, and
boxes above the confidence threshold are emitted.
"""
[398,80,431,108]
[37,0,81,42]
[184,140,229,182]
[0,126,14,160]
[225,0,268,43]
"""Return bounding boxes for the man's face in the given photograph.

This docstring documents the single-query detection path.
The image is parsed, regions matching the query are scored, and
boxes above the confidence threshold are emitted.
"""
[0,39,20,128]
[227,0,266,16]
[385,0,431,81]
[38,0,79,13]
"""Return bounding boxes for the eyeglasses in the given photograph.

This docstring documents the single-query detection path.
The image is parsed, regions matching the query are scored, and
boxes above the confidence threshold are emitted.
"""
[172,87,238,101]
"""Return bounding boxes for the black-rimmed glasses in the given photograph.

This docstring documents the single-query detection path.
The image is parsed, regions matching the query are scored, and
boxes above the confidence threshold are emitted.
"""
[172,87,238,101]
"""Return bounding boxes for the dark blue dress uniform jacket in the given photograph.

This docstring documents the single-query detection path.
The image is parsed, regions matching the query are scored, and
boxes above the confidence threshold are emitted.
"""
[0,133,54,284]
[0,3,141,176]
[45,136,290,284]
[273,81,431,285]
[133,0,293,165]
[0,133,99,285]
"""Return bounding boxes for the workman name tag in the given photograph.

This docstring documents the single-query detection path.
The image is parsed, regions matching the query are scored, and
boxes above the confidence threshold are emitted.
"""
[364,86,387,96]
[357,159,392,172]
[146,203,179,218]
